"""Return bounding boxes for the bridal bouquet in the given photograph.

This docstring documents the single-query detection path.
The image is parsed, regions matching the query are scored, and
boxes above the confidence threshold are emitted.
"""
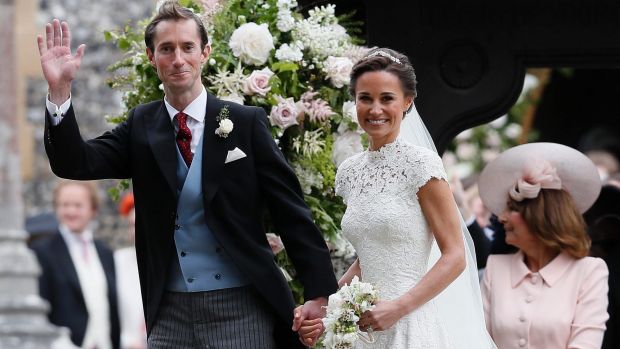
[322,276,378,348]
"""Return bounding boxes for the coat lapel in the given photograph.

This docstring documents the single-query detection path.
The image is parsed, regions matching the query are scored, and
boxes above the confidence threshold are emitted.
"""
[52,234,83,296]
[203,93,230,204]
[145,102,177,194]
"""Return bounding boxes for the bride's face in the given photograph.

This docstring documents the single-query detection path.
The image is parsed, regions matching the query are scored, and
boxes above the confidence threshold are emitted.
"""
[355,71,413,150]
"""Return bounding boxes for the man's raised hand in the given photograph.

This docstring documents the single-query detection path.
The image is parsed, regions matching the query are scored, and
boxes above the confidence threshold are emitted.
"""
[37,19,85,105]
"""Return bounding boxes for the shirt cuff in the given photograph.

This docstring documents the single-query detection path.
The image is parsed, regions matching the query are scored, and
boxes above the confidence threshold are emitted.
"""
[46,95,72,126]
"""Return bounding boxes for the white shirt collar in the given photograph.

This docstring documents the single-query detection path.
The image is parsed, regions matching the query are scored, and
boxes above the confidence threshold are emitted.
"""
[58,224,94,246]
[164,86,207,123]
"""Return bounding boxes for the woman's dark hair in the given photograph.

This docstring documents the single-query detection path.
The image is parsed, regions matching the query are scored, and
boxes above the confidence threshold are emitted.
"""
[349,48,418,105]
[145,1,209,52]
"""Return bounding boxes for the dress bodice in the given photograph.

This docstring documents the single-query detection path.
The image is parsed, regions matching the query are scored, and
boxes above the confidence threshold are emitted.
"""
[336,138,448,299]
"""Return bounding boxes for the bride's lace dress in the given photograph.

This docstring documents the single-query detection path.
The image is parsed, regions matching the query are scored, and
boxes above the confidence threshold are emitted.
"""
[335,138,453,349]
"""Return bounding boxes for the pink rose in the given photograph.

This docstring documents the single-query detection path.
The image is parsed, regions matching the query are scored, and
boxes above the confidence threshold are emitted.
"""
[243,68,274,96]
[269,96,299,130]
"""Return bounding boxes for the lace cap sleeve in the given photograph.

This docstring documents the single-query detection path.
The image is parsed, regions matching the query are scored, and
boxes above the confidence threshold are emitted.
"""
[408,145,448,194]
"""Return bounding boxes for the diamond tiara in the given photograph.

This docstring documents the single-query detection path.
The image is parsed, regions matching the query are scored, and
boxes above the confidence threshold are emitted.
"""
[365,50,402,64]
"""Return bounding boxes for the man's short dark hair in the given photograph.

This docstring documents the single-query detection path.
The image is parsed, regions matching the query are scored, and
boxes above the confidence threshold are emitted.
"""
[144,1,209,52]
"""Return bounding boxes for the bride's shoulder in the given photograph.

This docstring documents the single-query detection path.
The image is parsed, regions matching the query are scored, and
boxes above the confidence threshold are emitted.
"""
[397,141,444,170]
[336,152,364,173]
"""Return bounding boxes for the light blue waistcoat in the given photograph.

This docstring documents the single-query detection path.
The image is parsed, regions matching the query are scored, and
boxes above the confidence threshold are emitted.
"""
[166,133,249,292]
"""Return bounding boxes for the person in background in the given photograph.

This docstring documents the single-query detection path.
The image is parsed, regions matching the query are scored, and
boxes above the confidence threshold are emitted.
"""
[115,193,147,349]
[30,180,120,349]
[451,175,492,269]
[479,142,609,349]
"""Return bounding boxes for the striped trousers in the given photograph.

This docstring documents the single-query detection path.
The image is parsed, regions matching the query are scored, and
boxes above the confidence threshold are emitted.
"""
[147,286,277,348]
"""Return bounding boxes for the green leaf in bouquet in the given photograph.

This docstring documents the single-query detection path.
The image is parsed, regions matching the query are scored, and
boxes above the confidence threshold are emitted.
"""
[271,61,299,73]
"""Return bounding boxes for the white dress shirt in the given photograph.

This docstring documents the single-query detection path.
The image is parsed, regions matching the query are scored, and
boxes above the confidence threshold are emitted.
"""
[114,246,146,349]
[46,87,208,154]
[58,225,112,349]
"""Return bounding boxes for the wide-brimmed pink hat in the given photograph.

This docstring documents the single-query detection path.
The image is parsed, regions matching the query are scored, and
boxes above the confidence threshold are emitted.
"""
[478,142,601,215]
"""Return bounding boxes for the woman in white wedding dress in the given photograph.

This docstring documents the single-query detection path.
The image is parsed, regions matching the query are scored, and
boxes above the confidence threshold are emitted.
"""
[298,48,494,348]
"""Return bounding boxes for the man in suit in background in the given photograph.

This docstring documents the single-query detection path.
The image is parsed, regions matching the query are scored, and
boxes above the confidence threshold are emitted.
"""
[30,180,120,349]
[37,1,337,347]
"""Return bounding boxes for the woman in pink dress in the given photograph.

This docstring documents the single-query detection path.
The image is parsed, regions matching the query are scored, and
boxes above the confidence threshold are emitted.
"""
[478,142,609,349]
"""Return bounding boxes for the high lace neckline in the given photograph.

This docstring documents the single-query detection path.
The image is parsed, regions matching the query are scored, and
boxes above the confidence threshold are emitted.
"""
[366,138,403,161]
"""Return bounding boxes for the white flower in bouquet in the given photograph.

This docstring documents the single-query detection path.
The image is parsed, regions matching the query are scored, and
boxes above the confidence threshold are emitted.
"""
[243,67,274,96]
[275,42,304,62]
[220,93,245,105]
[322,276,378,349]
[269,96,299,129]
[229,22,274,66]
[332,131,363,167]
[323,56,354,88]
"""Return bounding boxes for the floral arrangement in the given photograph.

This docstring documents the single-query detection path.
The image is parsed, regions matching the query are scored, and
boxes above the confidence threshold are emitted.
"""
[321,276,378,349]
[104,0,367,301]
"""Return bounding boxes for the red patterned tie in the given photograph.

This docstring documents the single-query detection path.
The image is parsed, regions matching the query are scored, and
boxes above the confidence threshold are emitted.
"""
[175,112,193,166]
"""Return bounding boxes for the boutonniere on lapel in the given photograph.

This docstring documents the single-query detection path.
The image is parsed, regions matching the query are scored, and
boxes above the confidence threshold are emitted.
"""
[215,105,233,138]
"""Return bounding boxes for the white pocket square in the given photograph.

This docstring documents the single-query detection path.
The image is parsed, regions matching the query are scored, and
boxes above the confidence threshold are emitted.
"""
[225,147,247,164]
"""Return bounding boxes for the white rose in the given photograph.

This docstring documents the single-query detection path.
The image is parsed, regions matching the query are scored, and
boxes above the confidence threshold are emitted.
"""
[269,96,299,130]
[219,119,234,133]
[220,94,244,105]
[229,22,275,66]
[322,56,353,88]
[243,68,274,96]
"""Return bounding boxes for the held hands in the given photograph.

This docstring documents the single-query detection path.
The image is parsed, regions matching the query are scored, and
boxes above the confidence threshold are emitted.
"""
[358,299,406,333]
[36,19,85,105]
[292,297,328,347]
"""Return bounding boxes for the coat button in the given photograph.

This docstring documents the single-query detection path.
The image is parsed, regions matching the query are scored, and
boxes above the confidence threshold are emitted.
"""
[525,295,533,303]
[519,315,526,322]
[187,277,194,283]
[174,224,181,230]
[180,251,186,257]
[215,273,222,280]
[518,338,526,347]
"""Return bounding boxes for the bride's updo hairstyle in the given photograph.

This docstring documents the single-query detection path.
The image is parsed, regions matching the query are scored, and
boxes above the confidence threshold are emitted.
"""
[349,47,418,113]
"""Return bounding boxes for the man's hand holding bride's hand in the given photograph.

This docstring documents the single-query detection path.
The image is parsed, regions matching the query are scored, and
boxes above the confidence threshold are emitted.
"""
[297,315,324,347]
[358,299,407,332]
[292,297,328,347]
